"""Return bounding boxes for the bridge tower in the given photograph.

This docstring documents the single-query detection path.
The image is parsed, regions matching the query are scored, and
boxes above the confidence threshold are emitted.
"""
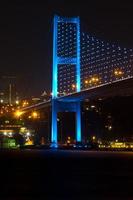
[51,15,81,147]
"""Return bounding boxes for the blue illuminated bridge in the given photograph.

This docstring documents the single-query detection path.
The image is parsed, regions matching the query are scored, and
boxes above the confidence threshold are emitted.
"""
[22,15,133,147]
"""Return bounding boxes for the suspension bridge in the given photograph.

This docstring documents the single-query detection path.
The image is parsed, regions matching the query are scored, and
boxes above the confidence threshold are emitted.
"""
[22,15,133,148]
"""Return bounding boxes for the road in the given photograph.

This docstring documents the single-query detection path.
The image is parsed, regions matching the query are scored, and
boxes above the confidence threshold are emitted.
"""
[0,150,133,200]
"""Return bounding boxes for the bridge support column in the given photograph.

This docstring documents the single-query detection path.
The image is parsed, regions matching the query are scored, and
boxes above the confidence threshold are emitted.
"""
[51,100,82,147]
[76,101,81,142]
[51,100,58,148]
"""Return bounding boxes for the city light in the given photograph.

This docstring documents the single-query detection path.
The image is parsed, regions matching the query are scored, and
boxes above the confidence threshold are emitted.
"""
[114,69,124,76]
[91,105,95,108]
[92,136,96,140]
[26,132,31,137]
[67,136,71,144]
[31,111,39,119]
[108,126,112,131]
[22,101,29,107]
[0,99,4,103]
[4,132,7,136]
[25,139,33,146]
[9,132,12,137]
[15,100,19,105]
[14,110,23,118]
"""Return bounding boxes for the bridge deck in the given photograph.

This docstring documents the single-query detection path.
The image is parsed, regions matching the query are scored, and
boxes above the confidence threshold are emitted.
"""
[58,77,133,102]
[21,77,133,111]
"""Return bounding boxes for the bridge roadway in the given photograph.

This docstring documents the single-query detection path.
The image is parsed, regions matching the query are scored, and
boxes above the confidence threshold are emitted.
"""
[59,76,133,102]
[21,77,133,112]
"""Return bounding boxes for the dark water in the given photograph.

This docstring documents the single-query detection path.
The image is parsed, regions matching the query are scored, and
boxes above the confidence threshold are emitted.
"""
[0,150,133,200]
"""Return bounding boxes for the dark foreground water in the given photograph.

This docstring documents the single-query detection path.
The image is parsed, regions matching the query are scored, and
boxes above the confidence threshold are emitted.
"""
[0,150,133,200]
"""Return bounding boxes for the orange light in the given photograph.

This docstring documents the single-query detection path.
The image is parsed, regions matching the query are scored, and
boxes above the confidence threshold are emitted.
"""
[118,71,122,75]
[114,69,124,76]
[72,84,76,88]
[89,76,100,84]
[22,101,29,107]
[32,111,39,119]
[92,136,96,140]
[114,70,118,75]
[85,80,88,84]
[14,110,23,118]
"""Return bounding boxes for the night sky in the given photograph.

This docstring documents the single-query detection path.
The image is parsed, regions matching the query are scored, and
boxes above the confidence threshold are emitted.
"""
[0,0,133,98]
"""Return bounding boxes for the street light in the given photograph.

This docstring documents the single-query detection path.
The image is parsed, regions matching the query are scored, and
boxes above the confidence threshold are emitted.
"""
[31,111,39,119]
[14,110,23,118]
[84,76,100,87]
[114,69,124,76]
[92,136,96,141]
[15,100,19,105]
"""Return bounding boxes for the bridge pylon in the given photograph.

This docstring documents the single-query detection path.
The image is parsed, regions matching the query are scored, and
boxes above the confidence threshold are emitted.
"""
[51,15,81,147]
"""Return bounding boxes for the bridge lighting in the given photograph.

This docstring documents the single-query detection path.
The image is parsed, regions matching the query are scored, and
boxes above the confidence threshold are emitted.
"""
[72,84,76,89]
[95,78,99,82]
[85,80,88,84]
[118,71,123,75]
[92,77,99,82]
[85,76,100,86]
[114,69,124,76]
